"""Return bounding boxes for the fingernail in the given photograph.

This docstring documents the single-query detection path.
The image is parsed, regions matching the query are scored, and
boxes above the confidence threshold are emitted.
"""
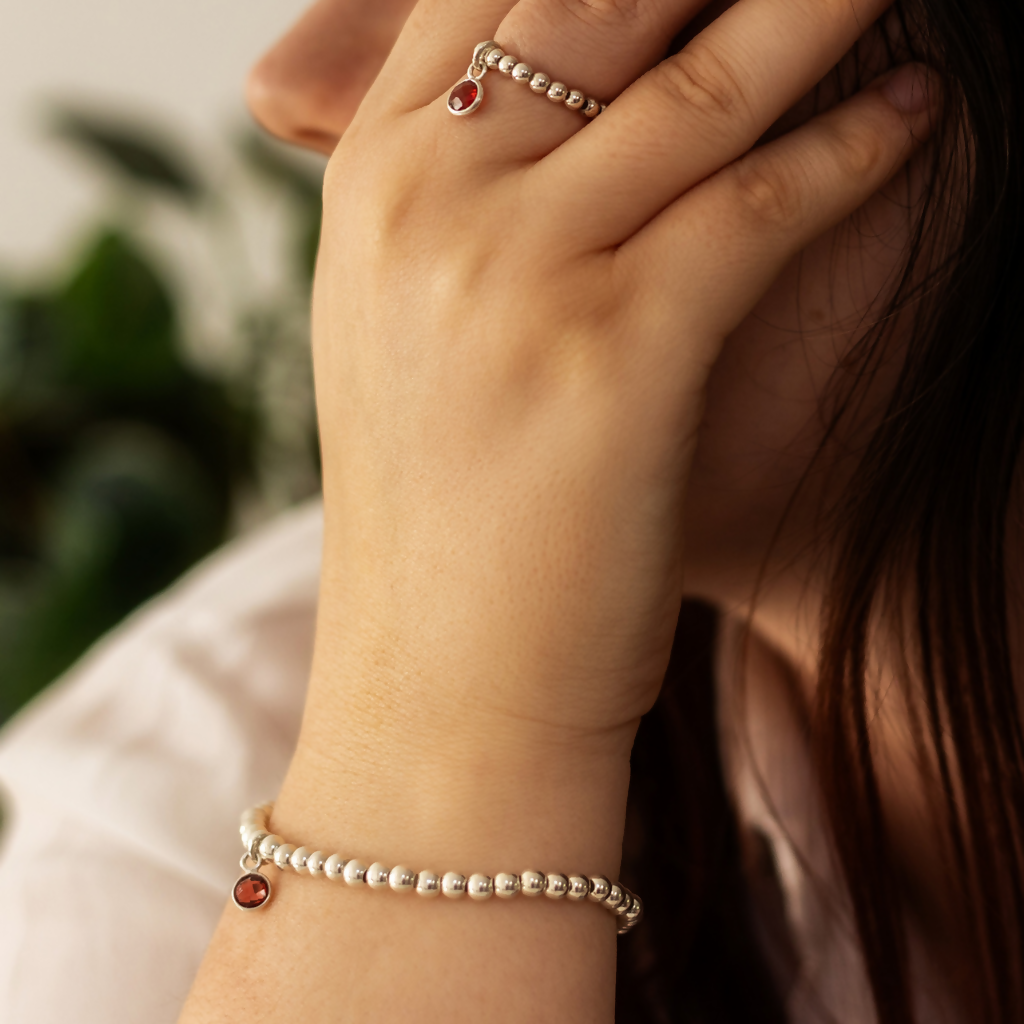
[881,63,937,115]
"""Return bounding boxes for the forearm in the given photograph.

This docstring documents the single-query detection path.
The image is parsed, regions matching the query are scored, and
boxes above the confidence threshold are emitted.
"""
[179,579,635,1023]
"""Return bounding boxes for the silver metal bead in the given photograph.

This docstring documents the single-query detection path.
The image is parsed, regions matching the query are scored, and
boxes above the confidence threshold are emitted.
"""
[290,846,310,873]
[242,828,269,855]
[484,47,504,70]
[544,873,569,899]
[582,97,601,118]
[547,82,568,103]
[343,859,367,886]
[614,889,634,916]
[520,870,546,897]
[467,874,493,901]
[389,865,416,893]
[605,883,626,911]
[324,854,346,881]
[511,63,533,83]
[498,54,518,75]
[442,872,467,899]
[588,876,611,903]
[273,843,296,871]
[624,895,643,929]
[307,851,326,877]
[416,871,441,898]
[240,808,265,827]
[239,823,261,847]
[565,89,585,111]
[529,72,551,94]
[366,862,390,889]
[494,873,521,899]
[259,834,284,860]
[567,875,590,901]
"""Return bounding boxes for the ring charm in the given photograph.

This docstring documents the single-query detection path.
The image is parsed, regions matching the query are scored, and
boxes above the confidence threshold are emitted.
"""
[448,40,605,119]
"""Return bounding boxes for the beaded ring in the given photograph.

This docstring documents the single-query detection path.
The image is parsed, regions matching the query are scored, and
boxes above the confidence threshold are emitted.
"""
[447,40,607,119]
[235,803,643,935]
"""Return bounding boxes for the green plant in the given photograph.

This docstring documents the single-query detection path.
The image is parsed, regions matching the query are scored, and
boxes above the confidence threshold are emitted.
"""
[0,107,323,723]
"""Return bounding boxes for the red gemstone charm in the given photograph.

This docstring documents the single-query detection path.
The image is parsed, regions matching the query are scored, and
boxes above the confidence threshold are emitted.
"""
[232,871,271,910]
[448,78,482,116]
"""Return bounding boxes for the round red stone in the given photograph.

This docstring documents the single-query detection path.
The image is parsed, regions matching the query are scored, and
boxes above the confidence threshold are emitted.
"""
[234,872,270,909]
[448,79,479,113]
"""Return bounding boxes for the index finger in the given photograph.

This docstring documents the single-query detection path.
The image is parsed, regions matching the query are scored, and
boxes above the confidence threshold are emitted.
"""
[530,0,892,249]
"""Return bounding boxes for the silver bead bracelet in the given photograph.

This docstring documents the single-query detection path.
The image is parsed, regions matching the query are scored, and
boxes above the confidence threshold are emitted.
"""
[234,803,643,935]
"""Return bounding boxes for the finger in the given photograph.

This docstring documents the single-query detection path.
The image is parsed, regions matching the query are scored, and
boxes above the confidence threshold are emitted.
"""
[621,64,939,350]
[384,0,709,161]
[533,0,894,248]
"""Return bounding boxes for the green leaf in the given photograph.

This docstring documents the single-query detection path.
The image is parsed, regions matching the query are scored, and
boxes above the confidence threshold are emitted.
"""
[50,107,203,201]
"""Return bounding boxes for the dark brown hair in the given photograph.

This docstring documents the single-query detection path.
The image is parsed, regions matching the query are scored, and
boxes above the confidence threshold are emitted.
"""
[617,0,1024,1018]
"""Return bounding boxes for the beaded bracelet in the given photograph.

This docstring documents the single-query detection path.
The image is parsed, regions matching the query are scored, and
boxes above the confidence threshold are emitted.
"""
[235,803,643,935]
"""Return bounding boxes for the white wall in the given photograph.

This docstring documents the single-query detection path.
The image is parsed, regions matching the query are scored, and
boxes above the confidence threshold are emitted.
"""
[0,0,312,271]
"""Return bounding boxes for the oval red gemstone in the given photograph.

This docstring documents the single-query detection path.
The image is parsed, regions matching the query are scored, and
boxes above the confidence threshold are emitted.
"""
[448,79,479,113]
[234,873,270,909]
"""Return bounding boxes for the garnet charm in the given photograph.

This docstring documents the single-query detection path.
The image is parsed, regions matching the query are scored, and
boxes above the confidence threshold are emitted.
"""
[448,72,485,116]
[232,851,272,911]
[448,76,483,115]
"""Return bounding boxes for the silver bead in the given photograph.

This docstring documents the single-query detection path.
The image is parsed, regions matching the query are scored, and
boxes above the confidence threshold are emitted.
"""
[624,895,643,929]
[366,862,390,889]
[494,873,521,899]
[498,54,518,75]
[529,72,551,94]
[547,82,568,103]
[324,854,346,881]
[389,865,416,893]
[544,873,568,899]
[343,859,367,886]
[242,828,269,855]
[240,807,265,827]
[582,97,601,118]
[273,843,296,871]
[588,876,611,902]
[467,874,493,901]
[307,851,326,877]
[605,883,626,911]
[565,89,585,111]
[511,63,533,83]
[239,823,261,847]
[520,870,546,897]
[484,47,504,70]
[416,871,441,898]
[259,834,283,860]
[290,846,310,873]
[442,872,467,899]
[614,889,634,916]
[567,875,590,901]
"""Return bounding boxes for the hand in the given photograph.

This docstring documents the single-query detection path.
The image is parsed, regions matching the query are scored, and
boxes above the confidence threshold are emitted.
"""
[305,0,937,756]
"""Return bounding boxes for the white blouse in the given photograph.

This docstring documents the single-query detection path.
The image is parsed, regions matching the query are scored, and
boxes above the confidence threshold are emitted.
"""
[0,500,954,1022]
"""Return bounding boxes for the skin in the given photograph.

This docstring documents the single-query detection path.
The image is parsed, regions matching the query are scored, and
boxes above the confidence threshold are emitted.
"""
[180,0,949,1019]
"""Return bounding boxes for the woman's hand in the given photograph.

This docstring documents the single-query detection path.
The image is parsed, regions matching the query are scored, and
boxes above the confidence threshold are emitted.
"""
[305,0,935,757]
[181,1,936,1021]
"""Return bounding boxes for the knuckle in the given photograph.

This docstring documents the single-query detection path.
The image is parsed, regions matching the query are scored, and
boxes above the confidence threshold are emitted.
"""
[550,0,650,31]
[655,45,748,120]
[730,155,806,227]
[827,119,886,182]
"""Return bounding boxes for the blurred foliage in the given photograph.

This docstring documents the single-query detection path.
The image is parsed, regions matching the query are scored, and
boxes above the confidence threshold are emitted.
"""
[0,107,324,724]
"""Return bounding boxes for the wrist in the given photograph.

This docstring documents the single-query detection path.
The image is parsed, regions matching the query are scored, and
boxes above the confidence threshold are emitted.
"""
[272,655,636,882]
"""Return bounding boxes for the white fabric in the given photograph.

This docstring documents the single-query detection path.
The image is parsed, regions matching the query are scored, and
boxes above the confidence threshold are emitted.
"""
[0,500,321,1023]
[0,499,948,1022]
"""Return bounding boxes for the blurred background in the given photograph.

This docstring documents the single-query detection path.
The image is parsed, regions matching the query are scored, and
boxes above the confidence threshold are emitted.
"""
[0,0,325,724]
